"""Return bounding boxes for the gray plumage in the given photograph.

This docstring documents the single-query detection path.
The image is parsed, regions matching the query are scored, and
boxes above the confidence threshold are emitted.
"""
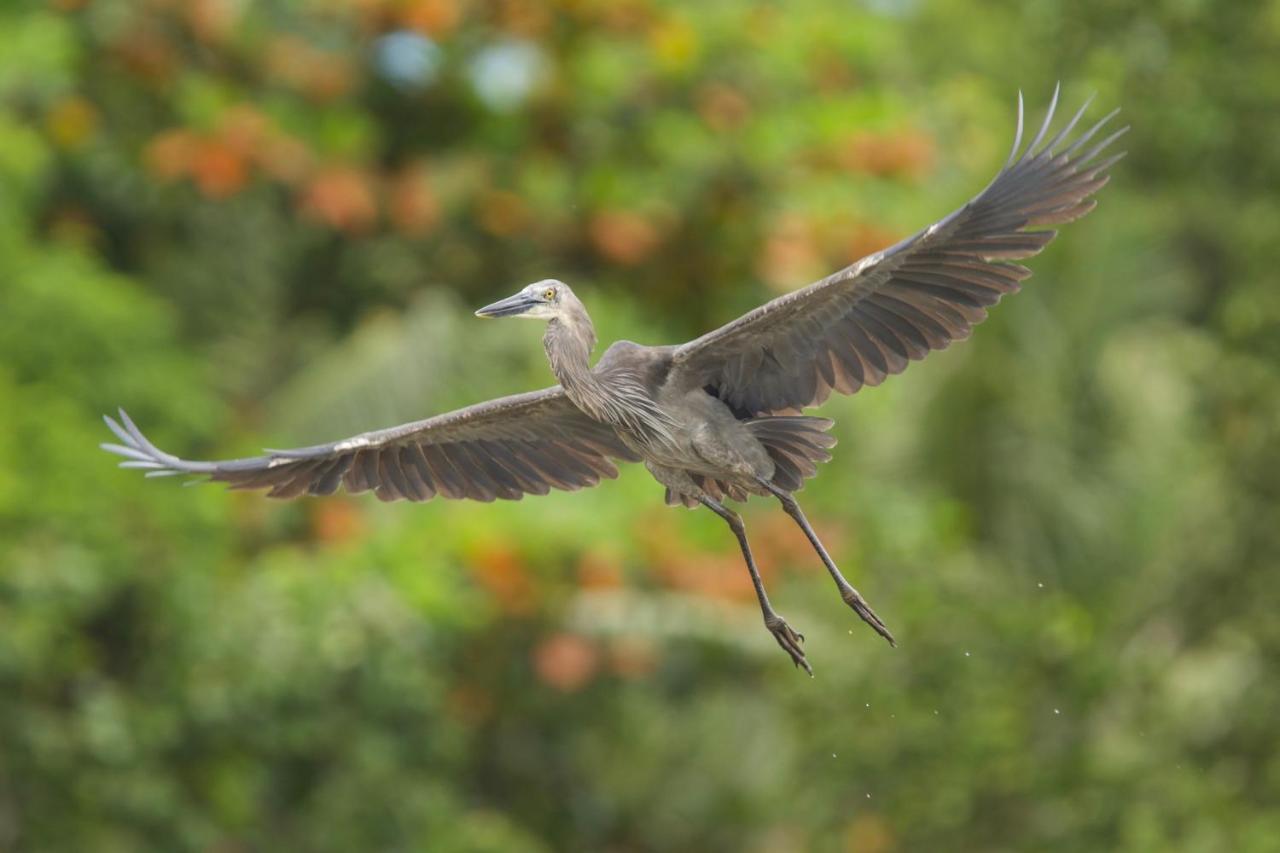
[103,88,1126,673]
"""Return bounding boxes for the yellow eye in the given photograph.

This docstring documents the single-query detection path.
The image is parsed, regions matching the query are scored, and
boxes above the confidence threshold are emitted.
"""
[543,288,556,301]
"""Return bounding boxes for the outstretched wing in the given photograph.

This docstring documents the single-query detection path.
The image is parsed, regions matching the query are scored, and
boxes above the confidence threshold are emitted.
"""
[669,87,1127,417]
[102,387,640,502]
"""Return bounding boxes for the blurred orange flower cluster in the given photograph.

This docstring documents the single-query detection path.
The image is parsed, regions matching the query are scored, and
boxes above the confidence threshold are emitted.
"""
[759,213,828,290]
[836,128,935,181]
[468,541,539,615]
[394,0,463,37]
[532,632,658,691]
[144,106,314,198]
[588,210,663,266]
[299,166,381,233]
[143,106,443,236]
[310,499,367,544]
[759,212,900,291]
[533,632,598,690]
[337,0,560,39]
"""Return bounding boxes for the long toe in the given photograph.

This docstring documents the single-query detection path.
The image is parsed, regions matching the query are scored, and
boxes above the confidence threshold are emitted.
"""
[765,615,812,676]
[842,587,897,647]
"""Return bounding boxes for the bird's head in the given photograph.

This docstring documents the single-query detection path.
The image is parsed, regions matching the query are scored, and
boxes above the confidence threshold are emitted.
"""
[475,279,576,322]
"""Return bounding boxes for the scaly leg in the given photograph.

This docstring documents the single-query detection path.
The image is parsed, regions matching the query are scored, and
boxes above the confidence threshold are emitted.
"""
[700,496,811,675]
[757,479,896,646]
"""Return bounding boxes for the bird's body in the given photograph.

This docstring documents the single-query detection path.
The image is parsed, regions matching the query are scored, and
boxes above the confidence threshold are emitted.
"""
[103,89,1126,672]
[552,332,780,505]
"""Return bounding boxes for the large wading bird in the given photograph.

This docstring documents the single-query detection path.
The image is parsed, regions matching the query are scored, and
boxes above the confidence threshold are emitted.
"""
[104,88,1125,673]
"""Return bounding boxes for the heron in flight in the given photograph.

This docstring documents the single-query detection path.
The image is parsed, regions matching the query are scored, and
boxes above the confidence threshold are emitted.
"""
[103,89,1125,673]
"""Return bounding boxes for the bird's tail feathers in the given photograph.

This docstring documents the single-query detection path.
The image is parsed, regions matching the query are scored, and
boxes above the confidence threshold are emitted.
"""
[746,416,836,493]
[663,416,835,507]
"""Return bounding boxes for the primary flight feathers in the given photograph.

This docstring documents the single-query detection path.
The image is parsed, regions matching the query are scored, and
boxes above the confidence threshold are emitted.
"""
[675,87,1125,416]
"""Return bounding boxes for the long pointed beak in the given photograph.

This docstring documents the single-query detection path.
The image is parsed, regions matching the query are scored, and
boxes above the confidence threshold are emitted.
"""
[475,292,540,318]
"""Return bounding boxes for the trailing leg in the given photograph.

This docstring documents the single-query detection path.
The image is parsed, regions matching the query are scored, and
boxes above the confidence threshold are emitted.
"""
[757,479,896,646]
[700,496,811,675]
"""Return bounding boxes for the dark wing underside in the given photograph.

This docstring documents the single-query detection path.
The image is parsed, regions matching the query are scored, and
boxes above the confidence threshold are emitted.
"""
[102,387,639,502]
[670,87,1128,417]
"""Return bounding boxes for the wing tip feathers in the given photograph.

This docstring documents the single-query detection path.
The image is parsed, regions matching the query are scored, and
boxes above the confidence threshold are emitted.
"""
[1005,90,1026,169]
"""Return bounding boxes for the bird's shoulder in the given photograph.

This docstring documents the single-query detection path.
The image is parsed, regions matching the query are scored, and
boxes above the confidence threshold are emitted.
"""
[595,340,673,371]
[594,341,678,399]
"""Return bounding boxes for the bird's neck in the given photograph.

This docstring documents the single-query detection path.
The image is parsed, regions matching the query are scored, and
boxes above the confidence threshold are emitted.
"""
[545,306,676,444]
[544,312,606,416]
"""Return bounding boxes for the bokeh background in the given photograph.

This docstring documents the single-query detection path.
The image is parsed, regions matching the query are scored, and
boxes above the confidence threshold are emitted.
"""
[3,0,1279,850]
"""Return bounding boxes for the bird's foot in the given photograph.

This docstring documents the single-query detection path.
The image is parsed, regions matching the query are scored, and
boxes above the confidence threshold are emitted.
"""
[764,614,812,676]
[839,585,896,647]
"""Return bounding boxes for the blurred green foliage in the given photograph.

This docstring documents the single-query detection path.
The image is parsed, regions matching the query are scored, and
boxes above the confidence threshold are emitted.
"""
[2,0,1279,850]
